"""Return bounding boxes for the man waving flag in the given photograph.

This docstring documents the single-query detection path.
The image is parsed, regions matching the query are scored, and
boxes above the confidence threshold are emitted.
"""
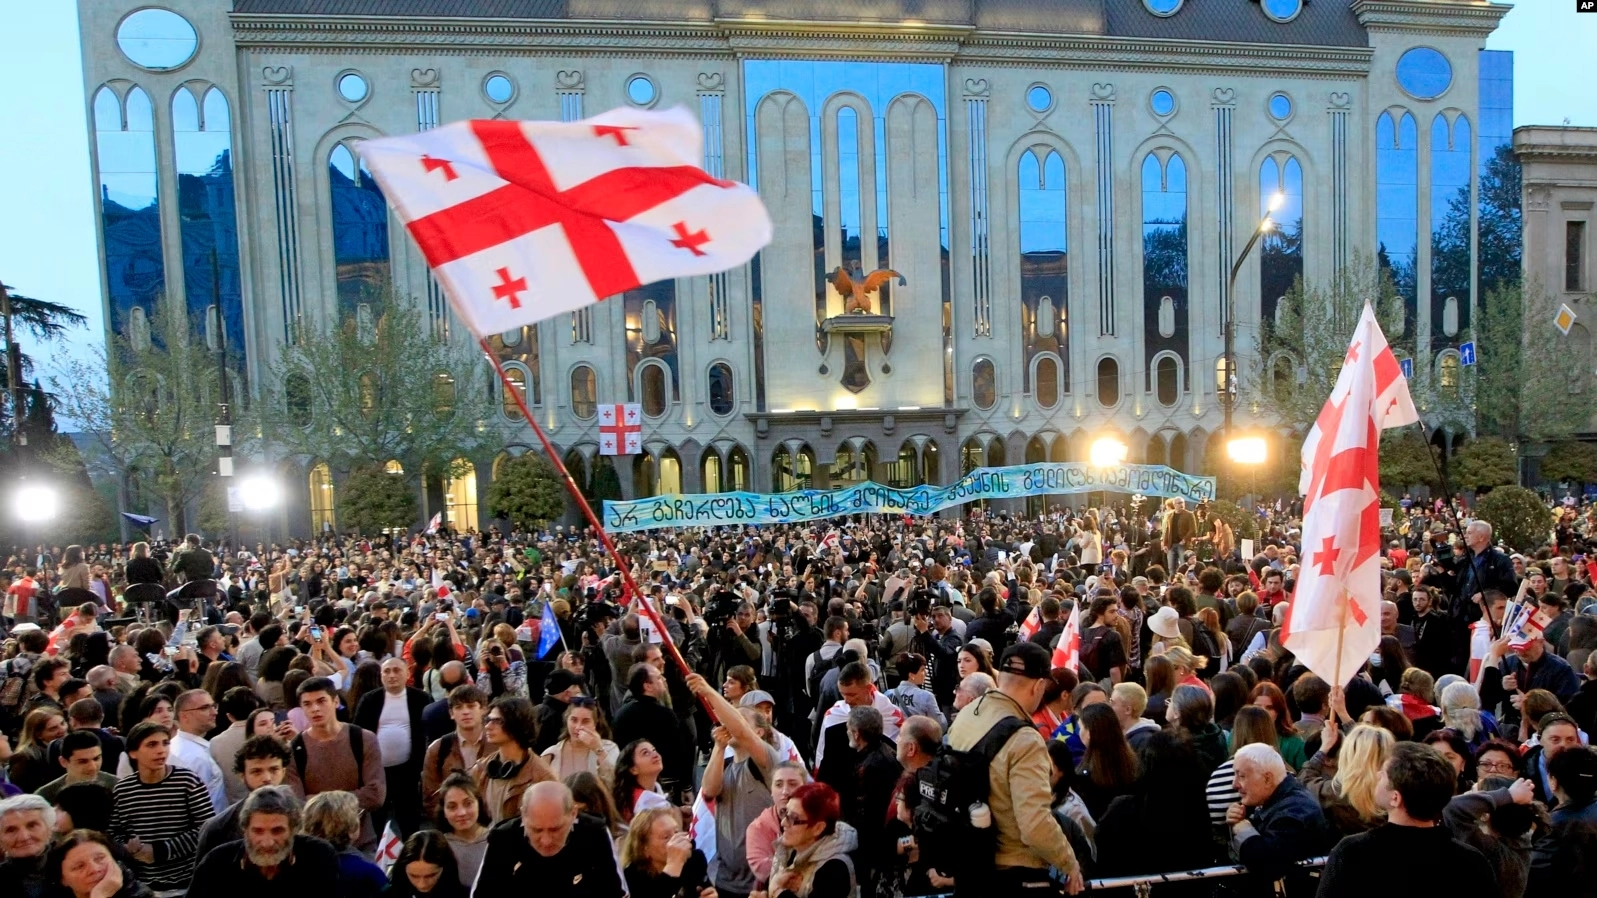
[1283,304,1418,685]
[359,106,771,339]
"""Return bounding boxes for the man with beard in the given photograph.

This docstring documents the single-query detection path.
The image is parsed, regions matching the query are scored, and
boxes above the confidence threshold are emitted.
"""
[189,786,339,893]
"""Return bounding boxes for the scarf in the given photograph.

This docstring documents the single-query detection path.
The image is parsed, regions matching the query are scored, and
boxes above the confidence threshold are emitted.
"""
[770,830,853,898]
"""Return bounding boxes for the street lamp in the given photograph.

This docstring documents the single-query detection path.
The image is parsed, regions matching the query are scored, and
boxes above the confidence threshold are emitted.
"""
[1089,436,1129,467]
[1223,192,1285,449]
[14,484,58,523]
[238,476,282,512]
[1226,437,1269,465]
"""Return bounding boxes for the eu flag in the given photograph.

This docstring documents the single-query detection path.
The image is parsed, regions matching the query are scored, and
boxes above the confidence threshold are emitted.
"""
[537,601,562,659]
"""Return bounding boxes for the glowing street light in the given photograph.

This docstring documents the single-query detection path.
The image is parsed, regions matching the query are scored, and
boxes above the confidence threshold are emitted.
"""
[238,476,282,511]
[1227,437,1269,465]
[1089,437,1129,467]
[14,484,58,523]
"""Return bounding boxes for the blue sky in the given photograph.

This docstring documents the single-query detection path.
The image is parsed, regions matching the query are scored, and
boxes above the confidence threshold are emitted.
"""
[0,3,1592,369]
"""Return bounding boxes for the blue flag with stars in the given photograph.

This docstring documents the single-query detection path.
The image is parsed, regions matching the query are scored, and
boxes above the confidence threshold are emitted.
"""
[538,601,562,659]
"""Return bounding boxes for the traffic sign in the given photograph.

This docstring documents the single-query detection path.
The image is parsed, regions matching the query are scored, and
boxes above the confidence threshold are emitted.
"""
[1399,358,1414,379]
[1459,341,1476,366]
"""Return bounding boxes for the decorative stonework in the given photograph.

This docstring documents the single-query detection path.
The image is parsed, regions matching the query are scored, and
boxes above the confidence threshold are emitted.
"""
[411,67,439,88]
[1329,91,1351,109]
[962,77,989,98]
[262,65,293,86]
[556,69,585,91]
[1211,87,1235,107]
[1090,82,1116,103]
[1525,187,1552,213]
[1351,0,1512,37]
[696,71,724,92]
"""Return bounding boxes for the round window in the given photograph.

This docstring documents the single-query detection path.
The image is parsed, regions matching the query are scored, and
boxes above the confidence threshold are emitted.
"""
[1268,93,1293,120]
[1026,84,1052,113]
[1396,47,1453,100]
[626,75,656,106]
[1143,0,1183,16]
[1260,0,1303,22]
[116,9,197,71]
[484,74,515,104]
[1150,89,1176,117]
[338,72,369,103]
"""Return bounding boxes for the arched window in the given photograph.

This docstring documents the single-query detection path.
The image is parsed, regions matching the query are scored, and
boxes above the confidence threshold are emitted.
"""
[641,363,667,417]
[1035,356,1060,409]
[444,459,478,529]
[174,86,241,354]
[1168,432,1189,471]
[1097,358,1121,407]
[384,459,404,475]
[960,438,985,476]
[727,447,750,491]
[701,448,722,493]
[1142,152,1188,367]
[570,365,597,419]
[1155,355,1180,406]
[1217,356,1235,394]
[972,359,996,410]
[564,450,588,497]
[1438,353,1461,398]
[128,306,151,352]
[922,440,940,485]
[1147,435,1168,467]
[772,446,813,492]
[708,363,734,415]
[432,371,455,415]
[1430,114,1473,342]
[285,371,312,426]
[1259,155,1304,327]
[1019,149,1068,386]
[831,445,857,486]
[97,86,165,338]
[656,449,682,495]
[1377,111,1420,336]
[309,463,335,533]
[328,141,390,317]
[501,366,527,418]
[887,441,921,489]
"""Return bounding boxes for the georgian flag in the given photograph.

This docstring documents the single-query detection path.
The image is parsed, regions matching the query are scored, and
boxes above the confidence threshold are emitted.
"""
[358,107,772,339]
[1283,305,1418,685]
[1018,605,1042,641]
[1052,601,1080,672]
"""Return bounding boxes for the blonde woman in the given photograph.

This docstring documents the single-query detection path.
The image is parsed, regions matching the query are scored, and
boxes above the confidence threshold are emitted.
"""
[1155,644,1210,695]
[620,805,716,898]
[1298,721,1393,838]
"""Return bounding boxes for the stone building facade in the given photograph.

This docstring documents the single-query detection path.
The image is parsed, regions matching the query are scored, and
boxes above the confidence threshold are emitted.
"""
[78,0,1514,535]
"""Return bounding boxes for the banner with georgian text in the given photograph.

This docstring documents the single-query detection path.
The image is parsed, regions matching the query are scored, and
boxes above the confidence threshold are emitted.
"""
[601,462,1217,532]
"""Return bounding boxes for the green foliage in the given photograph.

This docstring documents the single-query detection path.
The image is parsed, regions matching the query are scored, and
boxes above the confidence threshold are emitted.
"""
[338,465,419,533]
[1206,499,1259,540]
[589,457,623,503]
[1450,437,1518,492]
[1379,431,1442,495]
[1474,280,1584,442]
[485,453,567,529]
[1539,441,1597,486]
[1474,485,1553,553]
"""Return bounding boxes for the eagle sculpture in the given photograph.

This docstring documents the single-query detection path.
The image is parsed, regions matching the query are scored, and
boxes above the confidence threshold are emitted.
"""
[832,265,906,315]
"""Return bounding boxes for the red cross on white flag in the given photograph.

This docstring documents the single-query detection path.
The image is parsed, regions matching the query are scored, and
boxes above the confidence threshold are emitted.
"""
[598,403,642,456]
[1283,304,1418,686]
[357,107,771,339]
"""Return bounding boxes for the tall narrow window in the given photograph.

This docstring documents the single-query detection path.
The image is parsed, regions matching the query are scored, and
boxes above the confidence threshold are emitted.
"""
[641,364,667,417]
[1142,153,1188,386]
[570,365,597,420]
[328,142,390,317]
[1098,358,1121,407]
[707,363,734,415]
[837,107,864,282]
[1568,221,1586,292]
[1439,354,1460,398]
[174,87,243,365]
[444,459,478,529]
[1019,150,1068,391]
[309,463,335,533]
[96,86,165,339]
[702,449,722,493]
[1035,356,1060,409]
[1377,112,1419,338]
[1260,155,1304,329]
[501,367,527,418]
[972,359,996,410]
[1431,114,1472,344]
[1156,356,1180,406]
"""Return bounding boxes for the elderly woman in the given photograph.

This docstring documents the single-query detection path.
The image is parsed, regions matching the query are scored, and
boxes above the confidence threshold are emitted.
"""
[621,806,717,898]
[46,829,152,898]
[302,791,389,898]
[0,794,57,897]
[768,783,855,898]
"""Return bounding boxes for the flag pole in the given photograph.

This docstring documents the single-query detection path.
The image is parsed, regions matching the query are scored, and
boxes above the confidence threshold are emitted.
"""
[477,338,697,687]
[1332,592,1348,688]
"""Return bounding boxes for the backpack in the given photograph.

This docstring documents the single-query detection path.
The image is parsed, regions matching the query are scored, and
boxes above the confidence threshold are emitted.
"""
[807,645,840,701]
[910,713,1030,881]
[1079,627,1114,681]
[291,723,367,785]
[1188,622,1223,676]
[0,654,39,718]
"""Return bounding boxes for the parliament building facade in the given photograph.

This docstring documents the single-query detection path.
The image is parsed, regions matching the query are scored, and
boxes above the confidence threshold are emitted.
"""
[78,0,1515,535]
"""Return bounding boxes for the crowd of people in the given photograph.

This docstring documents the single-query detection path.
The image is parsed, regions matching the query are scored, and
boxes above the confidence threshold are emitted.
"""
[0,491,1592,897]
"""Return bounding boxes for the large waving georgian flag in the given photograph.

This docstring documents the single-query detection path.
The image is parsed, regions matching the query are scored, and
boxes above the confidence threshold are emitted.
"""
[1283,305,1418,685]
[359,107,772,338]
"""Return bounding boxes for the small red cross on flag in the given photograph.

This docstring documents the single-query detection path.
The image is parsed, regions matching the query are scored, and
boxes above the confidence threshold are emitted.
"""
[598,403,642,456]
[1284,304,1418,686]
[356,107,771,340]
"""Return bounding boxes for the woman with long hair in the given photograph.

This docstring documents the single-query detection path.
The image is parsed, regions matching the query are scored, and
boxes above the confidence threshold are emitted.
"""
[1299,721,1393,837]
[200,660,248,704]
[1440,681,1500,751]
[345,658,383,716]
[1093,731,1214,890]
[956,644,995,682]
[1249,682,1307,770]
[1368,634,1409,695]
[1158,645,1210,696]
[620,805,715,898]
[435,773,491,889]
[540,698,620,786]
[566,770,624,838]
[1423,728,1475,794]
[1195,607,1229,675]
[388,830,468,898]
[1143,654,1175,722]
[1206,706,1278,833]
[1210,671,1248,733]
[614,739,670,823]
[7,708,67,794]
[1073,702,1139,820]
[58,545,91,591]
[254,646,298,710]
[1167,683,1227,778]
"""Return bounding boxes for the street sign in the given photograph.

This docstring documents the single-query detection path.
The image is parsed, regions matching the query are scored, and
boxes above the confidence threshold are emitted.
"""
[1399,358,1414,379]
[1459,341,1476,366]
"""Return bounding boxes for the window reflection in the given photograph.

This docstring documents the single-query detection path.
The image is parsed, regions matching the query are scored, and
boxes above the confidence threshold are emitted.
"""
[95,85,165,340]
[1142,153,1188,394]
[1377,112,1419,339]
[1430,114,1473,347]
[972,359,996,410]
[1397,48,1453,101]
[624,282,677,405]
[772,446,814,492]
[1019,149,1068,393]
[174,86,245,373]
[570,365,597,419]
[708,363,734,415]
[501,367,527,418]
[328,142,390,318]
[641,363,667,417]
[1260,155,1304,329]
[1035,355,1060,409]
[1098,358,1121,407]
[309,462,335,533]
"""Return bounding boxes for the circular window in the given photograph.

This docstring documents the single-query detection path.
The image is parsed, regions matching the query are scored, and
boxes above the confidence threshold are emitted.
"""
[116,9,197,71]
[1260,0,1303,22]
[1143,0,1183,16]
[1268,93,1293,120]
[1150,89,1176,117]
[338,72,368,103]
[626,75,657,107]
[1396,47,1453,100]
[484,74,515,105]
[1026,84,1053,113]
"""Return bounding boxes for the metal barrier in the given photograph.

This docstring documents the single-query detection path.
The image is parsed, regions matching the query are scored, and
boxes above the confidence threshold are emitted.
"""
[918,857,1328,897]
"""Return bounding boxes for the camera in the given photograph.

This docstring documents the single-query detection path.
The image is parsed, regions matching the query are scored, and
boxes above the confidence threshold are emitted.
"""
[702,590,741,628]
[909,588,938,618]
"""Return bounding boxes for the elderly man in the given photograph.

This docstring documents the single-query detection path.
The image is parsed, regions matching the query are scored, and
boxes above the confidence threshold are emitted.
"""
[1454,522,1517,629]
[1480,632,1582,730]
[421,659,471,743]
[1226,743,1329,898]
[195,734,294,865]
[472,781,625,897]
[86,664,126,729]
[109,645,143,693]
[189,786,339,893]
[0,794,55,898]
[354,656,430,837]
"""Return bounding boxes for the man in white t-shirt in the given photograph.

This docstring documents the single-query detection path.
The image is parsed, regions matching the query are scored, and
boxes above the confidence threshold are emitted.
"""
[1469,590,1509,682]
[354,657,429,837]
[171,689,229,813]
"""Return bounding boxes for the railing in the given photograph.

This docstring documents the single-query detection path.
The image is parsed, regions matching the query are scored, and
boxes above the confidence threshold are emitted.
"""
[919,857,1328,897]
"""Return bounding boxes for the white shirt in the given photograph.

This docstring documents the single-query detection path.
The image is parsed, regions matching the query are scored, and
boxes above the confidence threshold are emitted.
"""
[812,689,905,772]
[171,729,228,814]
[376,689,413,767]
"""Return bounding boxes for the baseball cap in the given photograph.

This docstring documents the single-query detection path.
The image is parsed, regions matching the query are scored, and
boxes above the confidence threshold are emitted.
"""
[740,690,776,709]
[998,641,1052,679]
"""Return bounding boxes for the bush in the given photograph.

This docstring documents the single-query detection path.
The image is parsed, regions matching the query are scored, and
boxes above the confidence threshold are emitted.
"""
[485,453,567,529]
[338,465,418,533]
[1206,498,1260,540]
[1539,441,1597,487]
[1473,485,1553,553]
[1451,437,1517,492]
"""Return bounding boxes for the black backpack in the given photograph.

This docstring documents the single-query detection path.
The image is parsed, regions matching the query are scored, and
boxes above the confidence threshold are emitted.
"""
[1079,626,1114,681]
[1188,623,1224,677]
[291,723,367,785]
[910,712,1030,880]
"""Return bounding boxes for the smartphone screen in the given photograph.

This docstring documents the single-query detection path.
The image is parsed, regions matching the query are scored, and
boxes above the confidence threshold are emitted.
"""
[436,612,450,622]
[273,709,290,724]
[309,625,322,641]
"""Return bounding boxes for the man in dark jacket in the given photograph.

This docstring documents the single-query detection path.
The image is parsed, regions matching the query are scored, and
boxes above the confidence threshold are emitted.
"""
[1227,743,1329,898]
[1453,522,1517,627]
[473,782,625,898]
[168,534,216,584]
[610,663,689,788]
[1317,743,1496,898]
[964,588,1017,656]
[354,658,430,837]
[534,669,584,754]
[1479,634,1582,731]
[912,605,963,712]
[189,786,341,896]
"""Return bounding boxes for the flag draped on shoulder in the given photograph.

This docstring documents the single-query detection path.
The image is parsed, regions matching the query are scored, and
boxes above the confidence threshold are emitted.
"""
[1284,304,1418,685]
[359,106,772,339]
[1052,602,1080,672]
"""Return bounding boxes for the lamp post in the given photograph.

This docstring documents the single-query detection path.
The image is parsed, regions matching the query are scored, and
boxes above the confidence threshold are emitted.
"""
[1226,436,1268,509]
[1222,192,1285,450]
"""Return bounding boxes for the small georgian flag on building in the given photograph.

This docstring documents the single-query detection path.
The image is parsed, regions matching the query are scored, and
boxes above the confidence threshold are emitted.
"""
[357,106,772,340]
[598,403,642,455]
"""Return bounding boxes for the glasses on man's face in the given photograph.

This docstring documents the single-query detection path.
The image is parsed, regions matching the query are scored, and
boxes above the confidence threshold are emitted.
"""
[1477,758,1516,773]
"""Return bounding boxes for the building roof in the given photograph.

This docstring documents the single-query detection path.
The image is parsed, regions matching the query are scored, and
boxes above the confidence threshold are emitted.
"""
[231,0,1369,46]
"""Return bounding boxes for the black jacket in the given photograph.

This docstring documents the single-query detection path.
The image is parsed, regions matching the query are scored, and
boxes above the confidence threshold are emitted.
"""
[1316,823,1495,898]
[1453,548,1517,623]
[964,611,1017,656]
[189,835,341,898]
[611,695,689,784]
[354,686,431,769]
[533,694,570,754]
[472,814,625,898]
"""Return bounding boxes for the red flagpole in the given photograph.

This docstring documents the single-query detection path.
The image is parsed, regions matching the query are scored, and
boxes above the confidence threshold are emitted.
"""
[477,337,699,685]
